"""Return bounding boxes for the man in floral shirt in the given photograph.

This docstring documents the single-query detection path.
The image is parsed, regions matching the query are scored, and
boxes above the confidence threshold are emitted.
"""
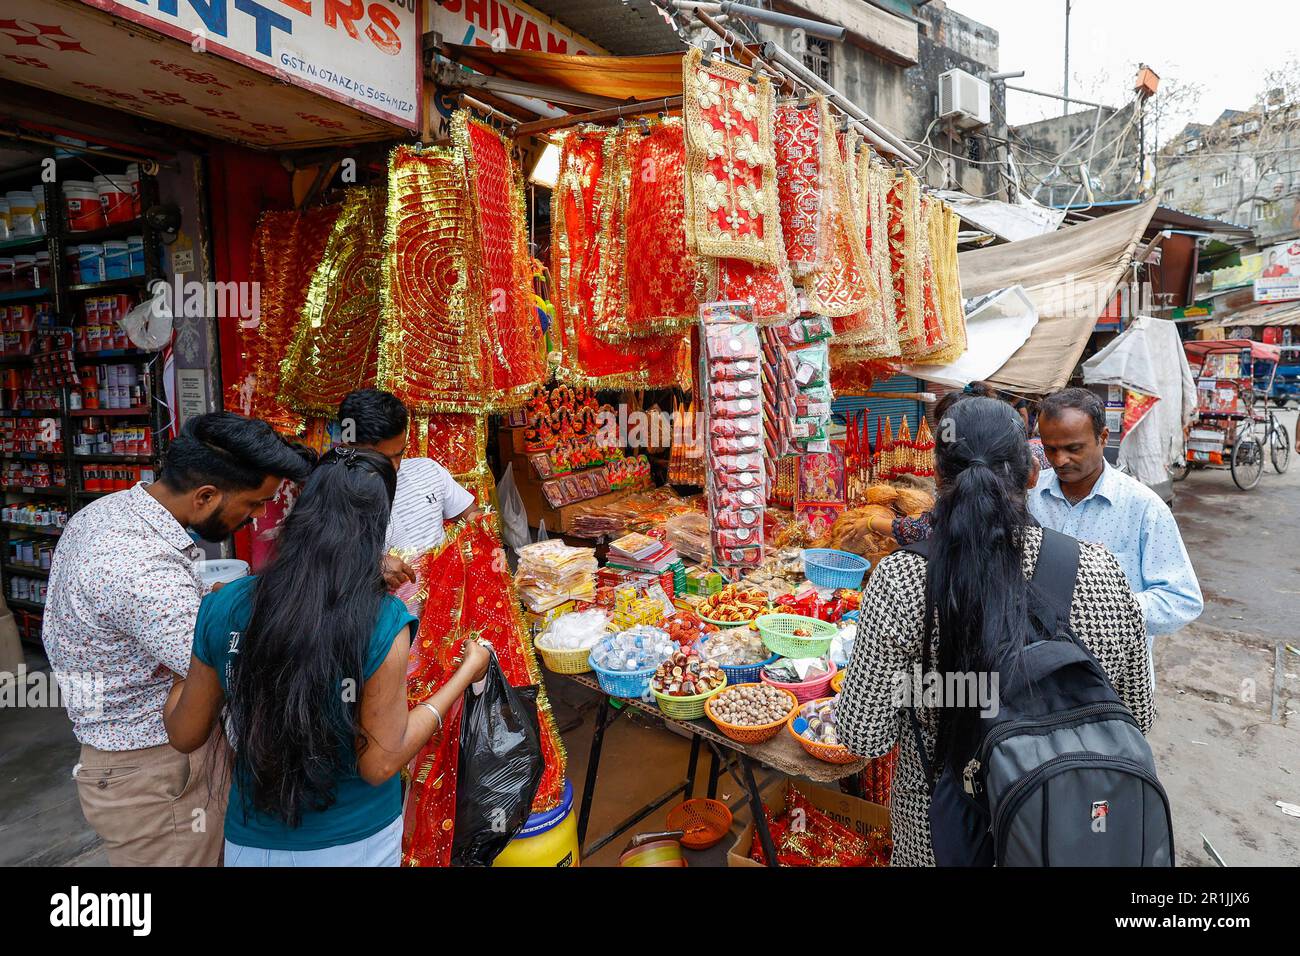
[44,412,313,866]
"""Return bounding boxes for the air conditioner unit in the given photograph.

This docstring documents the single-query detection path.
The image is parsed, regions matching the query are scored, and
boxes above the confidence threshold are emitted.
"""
[939,68,991,130]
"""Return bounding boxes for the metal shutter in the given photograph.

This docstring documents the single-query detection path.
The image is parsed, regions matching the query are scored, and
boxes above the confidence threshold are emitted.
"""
[831,373,924,441]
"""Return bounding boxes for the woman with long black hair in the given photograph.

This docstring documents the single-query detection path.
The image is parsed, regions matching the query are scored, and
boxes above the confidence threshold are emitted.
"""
[164,447,489,865]
[837,397,1153,866]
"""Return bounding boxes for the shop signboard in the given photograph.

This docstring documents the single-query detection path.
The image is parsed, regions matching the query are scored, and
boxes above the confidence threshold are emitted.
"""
[76,0,421,130]
[1211,253,1262,292]
[1171,300,1213,321]
[428,0,603,55]
[1254,239,1300,303]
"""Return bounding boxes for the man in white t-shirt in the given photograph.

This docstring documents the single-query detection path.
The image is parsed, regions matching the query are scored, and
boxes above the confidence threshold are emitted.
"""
[339,389,478,602]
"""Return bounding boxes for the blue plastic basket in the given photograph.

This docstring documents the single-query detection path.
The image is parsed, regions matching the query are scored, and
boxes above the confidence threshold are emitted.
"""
[803,548,871,590]
[718,654,780,687]
[588,655,659,699]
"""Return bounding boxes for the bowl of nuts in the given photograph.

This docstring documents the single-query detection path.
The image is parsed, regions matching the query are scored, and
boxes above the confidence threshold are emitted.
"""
[705,682,799,743]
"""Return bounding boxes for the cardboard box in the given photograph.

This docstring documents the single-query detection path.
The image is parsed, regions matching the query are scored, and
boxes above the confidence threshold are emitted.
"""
[726,777,890,867]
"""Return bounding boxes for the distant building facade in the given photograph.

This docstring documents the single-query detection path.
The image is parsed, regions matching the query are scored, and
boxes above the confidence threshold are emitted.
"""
[1157,103,1300,243]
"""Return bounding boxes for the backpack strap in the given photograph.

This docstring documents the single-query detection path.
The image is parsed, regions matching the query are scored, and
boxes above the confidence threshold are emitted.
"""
[1028,528,1081,632]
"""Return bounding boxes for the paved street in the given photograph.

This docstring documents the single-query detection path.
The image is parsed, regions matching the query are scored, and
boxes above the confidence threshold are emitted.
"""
[1148,408,1300,866]
[2,416,1297,866]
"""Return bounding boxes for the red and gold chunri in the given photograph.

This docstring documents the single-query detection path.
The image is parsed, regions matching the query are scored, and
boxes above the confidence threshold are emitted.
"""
[552,126,690,388]
[378,145,490,412]
[683,46,781,266]
[225,204,341,435]
[774,98,830,277]
[454,112,548,407]
[403,514,568,867]
[278,186,386,416]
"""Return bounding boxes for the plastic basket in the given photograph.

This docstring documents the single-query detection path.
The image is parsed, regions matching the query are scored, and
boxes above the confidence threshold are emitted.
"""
[755,613,837,659]
[704,683,798,743]
[535,634,594,675]
[665,798,733,850]
[761,659,837,703]
[803,548,871,590]
[787,697,859,764]
[718,653,779,686]
[589,656,659,699]
[653,676,727,721]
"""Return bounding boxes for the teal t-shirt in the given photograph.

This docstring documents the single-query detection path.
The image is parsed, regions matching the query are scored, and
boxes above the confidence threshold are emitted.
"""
[193,575,418,851]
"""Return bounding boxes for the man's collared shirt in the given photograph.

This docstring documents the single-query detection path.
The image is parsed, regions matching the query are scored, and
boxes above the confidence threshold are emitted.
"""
[44,483,206,751]
[1028,463,1203,640]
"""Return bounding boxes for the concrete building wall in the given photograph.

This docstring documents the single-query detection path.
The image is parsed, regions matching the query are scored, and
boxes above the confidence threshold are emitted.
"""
[738,1,1008,197]
[1010,99,1144,206]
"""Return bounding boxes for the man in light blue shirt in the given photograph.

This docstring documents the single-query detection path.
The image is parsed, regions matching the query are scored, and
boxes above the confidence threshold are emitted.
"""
[1029,389,1203,653]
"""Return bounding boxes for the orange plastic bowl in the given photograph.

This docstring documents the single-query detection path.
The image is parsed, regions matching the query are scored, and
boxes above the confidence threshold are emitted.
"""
[665,798,733,850]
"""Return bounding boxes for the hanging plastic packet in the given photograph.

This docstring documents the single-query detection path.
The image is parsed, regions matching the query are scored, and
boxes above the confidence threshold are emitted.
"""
[786,341,829,389]
[709,357,762,380]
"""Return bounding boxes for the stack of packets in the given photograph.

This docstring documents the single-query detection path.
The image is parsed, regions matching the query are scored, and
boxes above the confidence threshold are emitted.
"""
[609,584,674,631]
[703,302,766,573]
[750,784,892,867]
[606,532,678,574]
[514,539,598,613]
[567,487,698,540]
[765,318,835,457]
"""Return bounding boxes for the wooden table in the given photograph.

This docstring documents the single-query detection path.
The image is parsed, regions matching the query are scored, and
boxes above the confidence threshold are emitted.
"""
[560,671,867,867]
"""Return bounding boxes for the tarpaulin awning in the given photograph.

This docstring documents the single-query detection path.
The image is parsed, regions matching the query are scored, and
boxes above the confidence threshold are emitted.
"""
[1082,316,1197,486]
[1185,339,1282,364]
[960,198,1159,393]
[445,45,685,102]
[933,190,1065,243]
[904,286,1038,388]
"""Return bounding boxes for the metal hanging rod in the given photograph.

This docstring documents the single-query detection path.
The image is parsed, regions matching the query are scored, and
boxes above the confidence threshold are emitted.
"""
[670,1,845,40]
[0,129,171,174]
[512,96,684,138]
[759,41,922,167]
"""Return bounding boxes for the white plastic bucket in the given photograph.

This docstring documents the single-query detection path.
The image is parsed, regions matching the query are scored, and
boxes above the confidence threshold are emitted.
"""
[125,164,141,216]
[95,174,134,225]
[196,559,250,587]
[31,184,46,232]
[5,191,38,237]
[63,180,104,232]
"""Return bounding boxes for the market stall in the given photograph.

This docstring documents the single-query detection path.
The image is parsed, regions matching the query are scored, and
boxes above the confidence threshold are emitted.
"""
[220,18,968,866]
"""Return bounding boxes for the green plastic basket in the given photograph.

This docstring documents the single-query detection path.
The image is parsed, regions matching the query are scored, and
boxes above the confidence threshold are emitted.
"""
[755,613,837,659]
[653,676,728,721]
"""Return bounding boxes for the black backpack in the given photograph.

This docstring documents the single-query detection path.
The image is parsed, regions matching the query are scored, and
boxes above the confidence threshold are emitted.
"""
[903,528,1173,867]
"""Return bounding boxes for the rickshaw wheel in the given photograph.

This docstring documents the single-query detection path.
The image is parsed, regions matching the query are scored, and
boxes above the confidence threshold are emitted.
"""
[1272,423,1290,474]
[1231,434,1264,490]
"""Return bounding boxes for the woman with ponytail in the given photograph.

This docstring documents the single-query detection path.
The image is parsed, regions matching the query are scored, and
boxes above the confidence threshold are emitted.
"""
[163,447,489,865]
[838,398,1153,866]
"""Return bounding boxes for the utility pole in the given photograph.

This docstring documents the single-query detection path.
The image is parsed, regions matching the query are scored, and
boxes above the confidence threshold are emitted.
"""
[1063,0,1071,115]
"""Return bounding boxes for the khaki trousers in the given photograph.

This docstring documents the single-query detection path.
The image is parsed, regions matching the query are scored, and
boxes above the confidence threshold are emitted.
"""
[75,732,228,867]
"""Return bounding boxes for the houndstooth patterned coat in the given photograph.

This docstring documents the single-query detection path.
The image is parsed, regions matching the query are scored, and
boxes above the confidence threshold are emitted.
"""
[838,527,1154,867]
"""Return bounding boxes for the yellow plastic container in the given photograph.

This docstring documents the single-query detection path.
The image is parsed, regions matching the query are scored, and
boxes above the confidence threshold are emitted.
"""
[492,779,580,867]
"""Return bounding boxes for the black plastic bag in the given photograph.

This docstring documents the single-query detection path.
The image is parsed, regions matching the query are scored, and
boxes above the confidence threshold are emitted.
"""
[451,655,545,866]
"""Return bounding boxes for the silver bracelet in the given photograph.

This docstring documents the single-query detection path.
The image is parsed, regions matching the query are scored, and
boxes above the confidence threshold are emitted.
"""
[420,700,442,732]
